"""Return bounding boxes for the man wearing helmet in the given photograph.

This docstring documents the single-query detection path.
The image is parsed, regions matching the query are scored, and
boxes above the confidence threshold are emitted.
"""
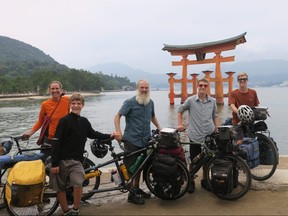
[229,72,260,144]
[114,79,161,205]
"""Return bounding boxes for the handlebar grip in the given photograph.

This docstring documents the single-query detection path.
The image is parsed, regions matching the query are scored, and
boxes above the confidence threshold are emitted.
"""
[97,138,112,145]
[11,135,25,141]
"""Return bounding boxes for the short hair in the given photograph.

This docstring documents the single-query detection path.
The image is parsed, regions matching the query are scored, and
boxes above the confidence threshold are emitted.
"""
[49,81,63,89]
[197,78,209,85]
[237,73,248,80]
[70,93,84,105]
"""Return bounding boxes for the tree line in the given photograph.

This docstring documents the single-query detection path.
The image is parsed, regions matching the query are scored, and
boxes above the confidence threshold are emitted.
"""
[0,67,135,95]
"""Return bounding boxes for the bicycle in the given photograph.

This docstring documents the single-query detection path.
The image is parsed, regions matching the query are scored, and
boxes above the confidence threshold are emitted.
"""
[78,129,190,201]
[180,126,252,201]
[1,136,97,216]
[225,106,279,181]
[5,129,190,215]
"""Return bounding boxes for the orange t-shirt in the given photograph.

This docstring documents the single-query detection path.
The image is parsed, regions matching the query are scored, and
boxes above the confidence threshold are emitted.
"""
[32,96,70,139]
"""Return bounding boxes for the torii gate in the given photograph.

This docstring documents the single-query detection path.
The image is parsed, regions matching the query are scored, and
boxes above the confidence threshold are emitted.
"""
[163,32,247,105]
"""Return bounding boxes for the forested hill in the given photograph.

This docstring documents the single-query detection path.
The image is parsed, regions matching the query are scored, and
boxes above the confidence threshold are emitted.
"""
[0,36,68,77]
[0,36,135,94]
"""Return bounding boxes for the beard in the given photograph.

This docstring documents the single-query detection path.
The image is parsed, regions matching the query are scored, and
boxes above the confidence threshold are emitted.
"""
[136,90,150,105]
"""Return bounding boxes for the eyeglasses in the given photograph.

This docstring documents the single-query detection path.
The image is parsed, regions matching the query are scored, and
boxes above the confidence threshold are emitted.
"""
[238,78,248,82]
[198,84,208,88]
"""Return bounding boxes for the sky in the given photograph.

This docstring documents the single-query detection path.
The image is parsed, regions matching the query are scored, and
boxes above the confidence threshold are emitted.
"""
[1,0,288,74]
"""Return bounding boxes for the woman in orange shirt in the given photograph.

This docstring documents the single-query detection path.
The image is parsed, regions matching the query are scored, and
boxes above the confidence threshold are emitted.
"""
[23,81,70,161]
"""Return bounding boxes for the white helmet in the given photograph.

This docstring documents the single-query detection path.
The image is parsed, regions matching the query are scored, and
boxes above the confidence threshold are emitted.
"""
[237,105,254,124]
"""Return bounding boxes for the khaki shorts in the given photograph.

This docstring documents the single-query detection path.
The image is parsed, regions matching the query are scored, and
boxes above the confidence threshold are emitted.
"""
[49,159,84,191]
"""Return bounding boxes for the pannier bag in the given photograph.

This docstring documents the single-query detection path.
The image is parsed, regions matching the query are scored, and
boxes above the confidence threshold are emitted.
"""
[239,138,260,169]
[158,128,180,148]
[210,159,234,194]
[152,153,181,199]
[158,145,186,162]
[252,106,268,121]
[259,137,279,165]
[5,159,45,207]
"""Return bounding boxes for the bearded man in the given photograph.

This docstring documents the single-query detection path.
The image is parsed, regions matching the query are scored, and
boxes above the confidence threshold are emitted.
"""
[114,79,161,205]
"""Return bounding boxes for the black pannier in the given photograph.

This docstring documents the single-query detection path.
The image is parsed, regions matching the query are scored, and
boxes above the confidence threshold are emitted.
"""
[158,128,180,148]
[210,159,234,194]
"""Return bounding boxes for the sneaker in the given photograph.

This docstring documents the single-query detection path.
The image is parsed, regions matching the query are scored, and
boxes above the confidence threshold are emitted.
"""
[70,208,80,216]
[187,179,195,193]
[127,192,145,205]
[134,188,151,199]
[201,179,211,192]
[63,209,71,216]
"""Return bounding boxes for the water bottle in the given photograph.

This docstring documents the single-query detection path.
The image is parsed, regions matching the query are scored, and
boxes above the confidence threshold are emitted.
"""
[111,169,121,186]
[128,154,144,174]
[120,163,130,180]
[191,152,204,165]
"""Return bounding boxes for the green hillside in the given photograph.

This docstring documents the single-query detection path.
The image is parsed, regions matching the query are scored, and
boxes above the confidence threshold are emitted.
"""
[0,36,134,94]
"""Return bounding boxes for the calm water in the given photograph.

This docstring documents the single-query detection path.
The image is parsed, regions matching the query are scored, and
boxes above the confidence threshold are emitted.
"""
[0,88,287,163]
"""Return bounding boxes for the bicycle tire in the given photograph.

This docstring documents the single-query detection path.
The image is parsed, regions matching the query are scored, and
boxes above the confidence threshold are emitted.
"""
[249,133,278,181]
[144,159,190,200]
[205,154,251,201]
[4,169,59,216]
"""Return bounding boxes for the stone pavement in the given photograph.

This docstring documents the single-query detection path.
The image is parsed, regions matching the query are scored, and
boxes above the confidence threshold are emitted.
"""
[70,156,288,215]
[1,156,287,215]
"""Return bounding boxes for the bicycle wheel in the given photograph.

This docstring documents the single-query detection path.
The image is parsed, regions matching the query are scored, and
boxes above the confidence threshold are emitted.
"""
[144,159,190,200]
[4,170,59,216]
[250,133,278,181]
[205,154,251,201]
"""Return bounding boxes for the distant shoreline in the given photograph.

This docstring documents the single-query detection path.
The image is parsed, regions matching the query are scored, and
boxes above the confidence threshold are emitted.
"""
[0,92,100,101]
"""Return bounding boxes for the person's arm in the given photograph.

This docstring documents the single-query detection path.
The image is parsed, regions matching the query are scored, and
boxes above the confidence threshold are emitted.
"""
[213,116,219,131]
[177,112,185,132]
[23,103,46,138]
[151,116,161,130]
[230,104,238,114]
[114,113,123,143]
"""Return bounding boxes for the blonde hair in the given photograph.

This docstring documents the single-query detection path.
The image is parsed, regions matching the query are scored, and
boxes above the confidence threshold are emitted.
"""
[70,93,85,105]
[197,78,209,85]
[237,73,248,80]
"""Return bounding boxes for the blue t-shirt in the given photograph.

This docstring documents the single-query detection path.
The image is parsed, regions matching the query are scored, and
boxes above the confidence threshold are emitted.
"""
[119,96,155,147]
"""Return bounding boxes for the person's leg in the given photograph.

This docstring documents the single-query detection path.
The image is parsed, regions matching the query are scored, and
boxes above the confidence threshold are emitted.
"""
[124,141,145,204]
[188,143,201,193]
[57,191,70,214]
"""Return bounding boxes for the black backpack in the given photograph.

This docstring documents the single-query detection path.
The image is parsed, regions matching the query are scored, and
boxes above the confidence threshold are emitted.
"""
[152,154,181,199]
[210,159,234,194]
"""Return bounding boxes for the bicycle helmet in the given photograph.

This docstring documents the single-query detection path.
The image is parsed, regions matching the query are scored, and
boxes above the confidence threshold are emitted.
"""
[90,139,108,158]
[237,105,254,124]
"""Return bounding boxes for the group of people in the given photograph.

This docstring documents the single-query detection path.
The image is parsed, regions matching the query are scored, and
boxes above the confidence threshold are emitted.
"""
[21,72,259,215]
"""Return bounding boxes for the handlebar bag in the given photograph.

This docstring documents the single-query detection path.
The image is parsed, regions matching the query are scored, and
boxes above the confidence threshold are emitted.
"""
[158,128,180,148]
[5,159,45,207]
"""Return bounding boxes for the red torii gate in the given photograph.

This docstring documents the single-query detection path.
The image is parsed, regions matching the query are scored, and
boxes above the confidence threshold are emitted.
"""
[163,32,247,105]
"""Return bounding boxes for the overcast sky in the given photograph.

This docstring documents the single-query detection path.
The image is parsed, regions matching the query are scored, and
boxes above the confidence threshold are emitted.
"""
[1,0,288,74]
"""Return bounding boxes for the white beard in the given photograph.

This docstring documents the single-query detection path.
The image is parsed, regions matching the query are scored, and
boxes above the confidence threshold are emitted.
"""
[136,91,150,105]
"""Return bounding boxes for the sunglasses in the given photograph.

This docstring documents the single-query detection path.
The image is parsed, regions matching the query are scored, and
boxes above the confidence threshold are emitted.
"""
[238,78,248,82]
[198,84,208,88]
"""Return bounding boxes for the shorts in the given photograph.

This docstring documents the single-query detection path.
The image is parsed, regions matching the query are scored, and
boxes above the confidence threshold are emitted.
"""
[123,141,144,174]
[49,159,85,192]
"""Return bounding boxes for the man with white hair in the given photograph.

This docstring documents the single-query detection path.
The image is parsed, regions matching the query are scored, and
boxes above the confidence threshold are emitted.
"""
[114,79,161,205]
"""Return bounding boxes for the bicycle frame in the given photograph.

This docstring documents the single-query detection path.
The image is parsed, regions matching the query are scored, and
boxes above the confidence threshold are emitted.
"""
[85,141,157,195]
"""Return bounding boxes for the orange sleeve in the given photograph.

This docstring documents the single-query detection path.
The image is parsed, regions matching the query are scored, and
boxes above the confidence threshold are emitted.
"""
[32,96,70,139]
